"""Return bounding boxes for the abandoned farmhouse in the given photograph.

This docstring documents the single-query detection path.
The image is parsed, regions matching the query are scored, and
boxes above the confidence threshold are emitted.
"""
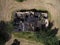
[13,9,49,32]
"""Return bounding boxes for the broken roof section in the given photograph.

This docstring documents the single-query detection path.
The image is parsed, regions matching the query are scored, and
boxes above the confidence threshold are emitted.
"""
[13,9,49,32]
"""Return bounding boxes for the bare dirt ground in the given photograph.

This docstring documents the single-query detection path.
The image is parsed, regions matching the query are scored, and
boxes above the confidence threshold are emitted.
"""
[0,0,60,44]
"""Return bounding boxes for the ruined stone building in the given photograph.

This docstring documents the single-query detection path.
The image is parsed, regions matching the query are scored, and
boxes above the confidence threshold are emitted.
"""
[13,9,49,32]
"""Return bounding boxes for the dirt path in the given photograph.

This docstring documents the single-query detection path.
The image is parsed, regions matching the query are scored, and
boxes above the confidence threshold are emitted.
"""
[0,0,60,38]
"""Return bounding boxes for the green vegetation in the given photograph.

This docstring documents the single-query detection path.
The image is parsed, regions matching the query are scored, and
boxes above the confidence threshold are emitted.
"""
[13,30,58,45]
[15,0,26,2]
[6,22,14,33]
[0,21,11,45]
[48,11,51,21]
[13,32,35,41]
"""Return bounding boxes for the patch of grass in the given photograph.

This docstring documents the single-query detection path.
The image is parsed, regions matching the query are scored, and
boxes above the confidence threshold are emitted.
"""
[13,31,58,45]
[13,32,35,40]
[6,22,14,33]
[48,11,51,21]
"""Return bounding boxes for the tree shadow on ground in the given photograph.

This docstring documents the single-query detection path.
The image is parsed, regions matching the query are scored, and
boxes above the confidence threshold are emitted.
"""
[0,21,12,45]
